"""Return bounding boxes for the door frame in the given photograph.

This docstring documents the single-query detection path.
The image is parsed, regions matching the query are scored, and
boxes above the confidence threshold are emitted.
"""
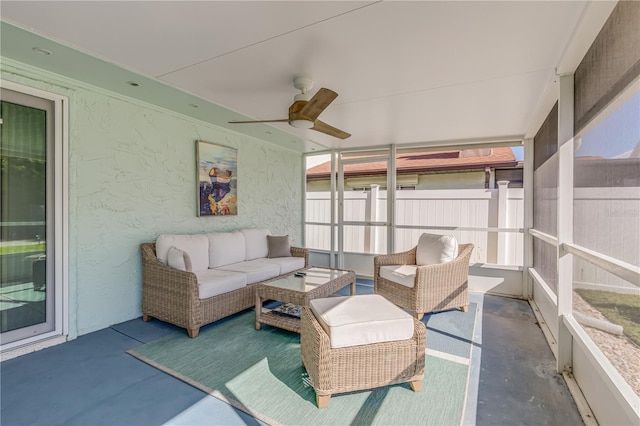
[337,149,392,270]
[0,80,68,353]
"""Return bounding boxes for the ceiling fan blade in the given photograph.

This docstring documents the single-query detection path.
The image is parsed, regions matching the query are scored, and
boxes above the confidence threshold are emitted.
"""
[299,88,338,121]
[229,119,288,124]
[312,120,351,139]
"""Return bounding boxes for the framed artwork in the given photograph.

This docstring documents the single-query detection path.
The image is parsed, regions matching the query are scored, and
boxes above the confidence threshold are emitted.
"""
[196,140,238,216]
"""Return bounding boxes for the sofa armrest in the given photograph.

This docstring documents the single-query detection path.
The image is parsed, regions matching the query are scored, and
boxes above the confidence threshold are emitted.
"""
[290,246,309,268]
[140,243,202,329]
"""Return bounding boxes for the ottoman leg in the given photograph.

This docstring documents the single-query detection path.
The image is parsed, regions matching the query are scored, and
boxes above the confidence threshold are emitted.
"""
[317,394,331,409]
[461,305,469,313]
[410,380,422,392]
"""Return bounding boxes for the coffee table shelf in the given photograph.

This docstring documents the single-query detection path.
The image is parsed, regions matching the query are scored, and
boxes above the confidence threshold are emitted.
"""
[255,267,356,333]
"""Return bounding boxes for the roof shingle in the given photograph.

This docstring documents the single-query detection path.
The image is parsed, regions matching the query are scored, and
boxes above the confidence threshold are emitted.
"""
[307,147,517,178]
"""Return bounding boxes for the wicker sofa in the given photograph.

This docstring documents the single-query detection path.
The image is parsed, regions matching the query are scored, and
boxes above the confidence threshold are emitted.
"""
[140,229,308,337]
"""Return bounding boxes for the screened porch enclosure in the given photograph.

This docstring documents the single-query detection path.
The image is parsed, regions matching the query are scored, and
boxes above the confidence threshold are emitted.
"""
[303,139,639,425]
[304,144,527,299]
[302,5,640,420]
[1,1,639,425]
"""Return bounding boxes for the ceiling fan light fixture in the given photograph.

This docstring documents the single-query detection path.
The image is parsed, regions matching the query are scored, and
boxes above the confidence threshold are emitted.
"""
[290,119,314,129]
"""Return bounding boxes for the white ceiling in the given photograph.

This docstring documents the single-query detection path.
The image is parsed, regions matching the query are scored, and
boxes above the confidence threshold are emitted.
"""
[0,1,613,153]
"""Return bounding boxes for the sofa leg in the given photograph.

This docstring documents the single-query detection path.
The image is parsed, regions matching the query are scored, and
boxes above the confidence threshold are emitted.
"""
[460,305,469,313]
[316,394,331,409]
[416,312,424,321]
[188,328,200,338]
[409,380,422,392]
[142,314,152,322]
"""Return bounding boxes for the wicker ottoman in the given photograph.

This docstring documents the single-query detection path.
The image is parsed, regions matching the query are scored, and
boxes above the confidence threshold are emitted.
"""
[300,294,426,408]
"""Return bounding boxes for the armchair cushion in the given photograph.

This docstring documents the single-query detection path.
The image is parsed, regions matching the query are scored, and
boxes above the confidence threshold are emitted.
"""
[416,233,458,265]
[167,246,192,272]
[309,294,414,348]
[379,265,417,288]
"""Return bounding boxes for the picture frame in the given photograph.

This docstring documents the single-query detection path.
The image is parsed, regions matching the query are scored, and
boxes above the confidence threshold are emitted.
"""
[196,140,238,216]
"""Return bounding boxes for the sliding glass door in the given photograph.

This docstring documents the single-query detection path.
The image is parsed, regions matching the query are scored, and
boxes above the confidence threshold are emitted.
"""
[0,88,56,345]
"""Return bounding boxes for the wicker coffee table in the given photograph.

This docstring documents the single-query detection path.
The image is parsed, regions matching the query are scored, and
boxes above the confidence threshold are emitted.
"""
[255,267,356,333]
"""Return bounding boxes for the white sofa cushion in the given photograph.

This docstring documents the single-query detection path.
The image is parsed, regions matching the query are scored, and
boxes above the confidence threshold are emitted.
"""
[260,257,306,275]
[156,234,209,272]
[167,246,192,272]
[379,265,417,288]
[309,294,414,349]
[207,231,245,268]
[217,259,280,284]
[415,233,458,266]
[241,228,271,261]
[195,269,247,299]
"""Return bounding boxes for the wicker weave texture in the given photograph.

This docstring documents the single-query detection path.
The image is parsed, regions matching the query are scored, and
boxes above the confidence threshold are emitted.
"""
[300,306,426,397]
[373,243,474,316]
[140,242,309,335]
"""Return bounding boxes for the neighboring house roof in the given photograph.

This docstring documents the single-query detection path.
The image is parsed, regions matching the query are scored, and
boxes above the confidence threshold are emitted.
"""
[306,147,518,179]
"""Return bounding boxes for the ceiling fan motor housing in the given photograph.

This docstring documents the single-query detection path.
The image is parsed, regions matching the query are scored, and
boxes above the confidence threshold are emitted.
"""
[290,76,314,127]
[289,99,314,128]
[294,92,311,102]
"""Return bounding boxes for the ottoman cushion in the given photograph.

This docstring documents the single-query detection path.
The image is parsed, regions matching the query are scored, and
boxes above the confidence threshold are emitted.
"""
[309,294,414,348]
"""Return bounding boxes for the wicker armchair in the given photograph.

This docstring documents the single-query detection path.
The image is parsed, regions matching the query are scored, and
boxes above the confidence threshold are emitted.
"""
[374,243,473,320]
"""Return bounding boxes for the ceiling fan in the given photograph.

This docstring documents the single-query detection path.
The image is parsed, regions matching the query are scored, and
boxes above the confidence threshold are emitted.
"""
[229,76,351,139]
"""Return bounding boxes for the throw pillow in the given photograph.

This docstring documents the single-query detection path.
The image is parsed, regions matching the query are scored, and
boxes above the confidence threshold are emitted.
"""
[415,233,458,265]
[267,235,292,258]
[167,246,193,272]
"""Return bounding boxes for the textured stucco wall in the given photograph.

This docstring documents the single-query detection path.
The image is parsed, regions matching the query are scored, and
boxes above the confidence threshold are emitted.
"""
[1,60,303,337]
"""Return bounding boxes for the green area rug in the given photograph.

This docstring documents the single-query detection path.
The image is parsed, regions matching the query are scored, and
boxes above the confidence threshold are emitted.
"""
[128,310,474,425]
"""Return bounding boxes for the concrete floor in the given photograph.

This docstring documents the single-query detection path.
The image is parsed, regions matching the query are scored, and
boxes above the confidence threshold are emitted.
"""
[0,287,583,425]
[475,296,582,425]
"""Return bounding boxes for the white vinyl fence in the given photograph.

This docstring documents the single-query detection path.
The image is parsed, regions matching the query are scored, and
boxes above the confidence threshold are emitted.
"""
[306,184,640,293]
[573,187,640,294]
[305,185,524,266]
